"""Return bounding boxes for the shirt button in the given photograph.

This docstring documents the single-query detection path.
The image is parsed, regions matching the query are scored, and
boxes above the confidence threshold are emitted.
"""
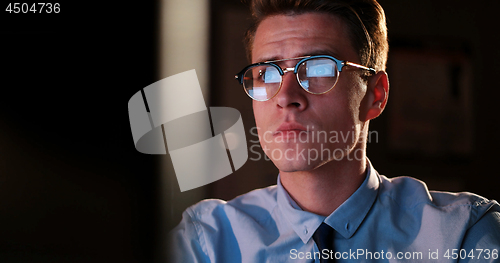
[345,222,349,230]
[304,229,308,234]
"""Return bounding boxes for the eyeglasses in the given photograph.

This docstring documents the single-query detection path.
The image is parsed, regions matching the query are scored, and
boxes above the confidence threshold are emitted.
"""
[235,55,376,101]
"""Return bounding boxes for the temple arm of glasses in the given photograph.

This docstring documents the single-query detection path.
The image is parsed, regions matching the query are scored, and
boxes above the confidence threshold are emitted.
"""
[345,61,376,74]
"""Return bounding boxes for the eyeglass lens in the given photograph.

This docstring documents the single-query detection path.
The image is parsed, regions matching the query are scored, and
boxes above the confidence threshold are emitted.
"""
[243,57,339,101]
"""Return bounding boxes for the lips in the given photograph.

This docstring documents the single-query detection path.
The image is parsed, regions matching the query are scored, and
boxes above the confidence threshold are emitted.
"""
[273,122,308,136]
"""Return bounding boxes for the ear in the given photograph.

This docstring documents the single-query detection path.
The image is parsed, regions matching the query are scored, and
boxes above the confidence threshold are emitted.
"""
[362,71,389,121]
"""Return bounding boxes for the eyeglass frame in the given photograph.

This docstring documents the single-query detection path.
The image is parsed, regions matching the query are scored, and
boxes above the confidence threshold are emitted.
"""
[235,55,376,101]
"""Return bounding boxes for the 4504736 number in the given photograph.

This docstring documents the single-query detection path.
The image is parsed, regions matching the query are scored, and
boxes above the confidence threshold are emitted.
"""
[6,3,60,13]
[443,249,498,260]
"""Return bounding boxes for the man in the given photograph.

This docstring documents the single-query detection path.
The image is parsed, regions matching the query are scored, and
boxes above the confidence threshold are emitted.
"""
[169,0,500,262]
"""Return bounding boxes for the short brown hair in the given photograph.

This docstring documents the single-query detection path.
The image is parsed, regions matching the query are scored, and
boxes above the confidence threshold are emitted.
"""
[244,0,389,72]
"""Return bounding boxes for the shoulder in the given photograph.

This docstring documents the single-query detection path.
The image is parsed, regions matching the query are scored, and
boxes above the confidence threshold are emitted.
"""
[173,184,279,237]
[377,174,499,227]
[185,185,278,221]
[167,185,279,262]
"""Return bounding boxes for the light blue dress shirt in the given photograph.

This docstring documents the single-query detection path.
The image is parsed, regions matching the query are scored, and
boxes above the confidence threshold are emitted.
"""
[168,163,500,262]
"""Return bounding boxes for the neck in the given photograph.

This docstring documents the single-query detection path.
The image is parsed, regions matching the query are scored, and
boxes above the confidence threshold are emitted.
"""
[280,152,367,216]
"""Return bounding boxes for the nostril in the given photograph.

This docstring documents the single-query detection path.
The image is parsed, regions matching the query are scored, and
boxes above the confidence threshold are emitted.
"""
[291,102,300,107]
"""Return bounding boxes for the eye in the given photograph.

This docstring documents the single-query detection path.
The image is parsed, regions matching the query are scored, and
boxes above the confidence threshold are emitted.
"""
[260,67,281,83]
[306,59,336,77]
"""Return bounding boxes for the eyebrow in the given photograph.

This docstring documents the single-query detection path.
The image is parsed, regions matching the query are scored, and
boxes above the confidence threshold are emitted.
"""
[304,49,343,59]
[256,49,344,64]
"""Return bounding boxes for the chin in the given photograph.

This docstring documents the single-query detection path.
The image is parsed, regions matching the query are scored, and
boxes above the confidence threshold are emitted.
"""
[273,162,316,173]
[264,146,326,172]
[274,155,340,172]
[264,141,358,172]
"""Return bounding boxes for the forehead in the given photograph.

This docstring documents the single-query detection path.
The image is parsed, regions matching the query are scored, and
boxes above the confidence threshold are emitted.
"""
[252,12,358,64]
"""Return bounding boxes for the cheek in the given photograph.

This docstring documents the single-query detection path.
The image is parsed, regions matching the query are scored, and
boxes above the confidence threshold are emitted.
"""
[325,83,359,119]
[252,101,268,141]
[344,76,367,122]
[252,101,264,127]
[318,77,366,137]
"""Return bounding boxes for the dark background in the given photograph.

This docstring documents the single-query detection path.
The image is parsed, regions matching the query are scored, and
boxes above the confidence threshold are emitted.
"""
[1,0,499,262]
[1,1,159,262]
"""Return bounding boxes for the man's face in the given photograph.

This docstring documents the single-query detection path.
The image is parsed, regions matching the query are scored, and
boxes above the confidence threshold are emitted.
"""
[252,12,370,172]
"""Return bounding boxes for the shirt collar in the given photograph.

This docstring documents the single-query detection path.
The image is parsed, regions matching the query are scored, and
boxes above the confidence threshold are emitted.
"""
[277,176,325,244]
[276,160,380,243]
[324,161,380,238]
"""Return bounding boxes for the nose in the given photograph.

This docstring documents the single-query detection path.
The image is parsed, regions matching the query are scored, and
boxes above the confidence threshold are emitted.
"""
[274,68,308,110]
